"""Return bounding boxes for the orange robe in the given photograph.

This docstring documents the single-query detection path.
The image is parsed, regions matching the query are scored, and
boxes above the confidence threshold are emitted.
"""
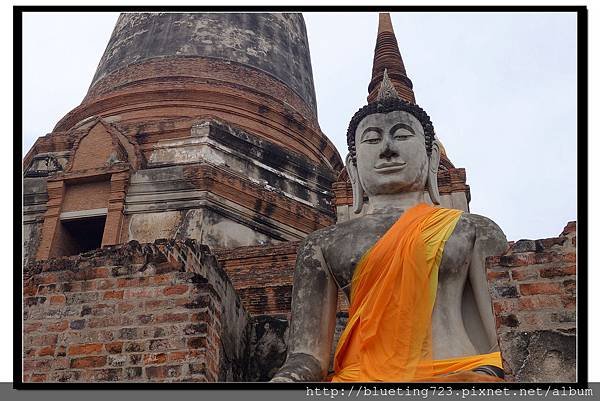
[331,203,503,382]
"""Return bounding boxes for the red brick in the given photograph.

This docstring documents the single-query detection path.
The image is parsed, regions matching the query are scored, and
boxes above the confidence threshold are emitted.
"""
[517,295,562,310]
[30,334,58,346]
[47,320,69,332]
[103,290,124,300]
[24,284,37,297]
[38,346,55,357]
[70,356,107,369]
[519,282,562,296]
[36,273,58,285]
[117,302,136,313]
[74,267,109,281]
[149,275,172,285]
[61,179,110,211]
[145,365,181,380]
[30,373,48,382]
[145,300,170,311]
[510,268,538,281]
[532,253,555,264]
[49,294,66,304]
[163,284,189,296]
[154,312,188,324]
[167,351,188,362]
[539,265,576,278]
[105,341,123,354]
[492,299,518,315]
[143,353,167,365]
[68,343,104,355]
[24,322,43,334]
[54,357,69,370]
[118,277,149,288]
[97,279,115,290]
[487,270,509,280]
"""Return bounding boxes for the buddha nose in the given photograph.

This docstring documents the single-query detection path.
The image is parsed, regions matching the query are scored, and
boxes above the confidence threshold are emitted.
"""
[379,143,398,160]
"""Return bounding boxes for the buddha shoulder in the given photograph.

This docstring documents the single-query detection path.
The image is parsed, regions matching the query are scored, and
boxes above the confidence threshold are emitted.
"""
[457,212,508,255]
[298,217,366,251]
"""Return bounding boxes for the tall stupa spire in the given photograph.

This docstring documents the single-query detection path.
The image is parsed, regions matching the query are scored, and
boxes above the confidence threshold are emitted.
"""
[367,13,416,103]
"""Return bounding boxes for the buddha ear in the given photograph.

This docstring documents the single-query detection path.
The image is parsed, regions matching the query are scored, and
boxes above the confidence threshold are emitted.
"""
[427,140,441,205]
[346,153,364,214]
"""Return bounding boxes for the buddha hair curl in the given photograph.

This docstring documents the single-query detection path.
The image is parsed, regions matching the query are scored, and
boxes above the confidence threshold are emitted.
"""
[346,98,435,165]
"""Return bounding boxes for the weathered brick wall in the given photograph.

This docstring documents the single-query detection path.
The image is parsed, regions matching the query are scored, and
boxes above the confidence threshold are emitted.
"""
[487,221,576,382]
[215,242,298,316]
[215,242,349,317]
[23,239,249,382]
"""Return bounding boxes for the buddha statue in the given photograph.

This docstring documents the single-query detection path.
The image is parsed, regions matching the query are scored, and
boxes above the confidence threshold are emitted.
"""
[271,71,508,383]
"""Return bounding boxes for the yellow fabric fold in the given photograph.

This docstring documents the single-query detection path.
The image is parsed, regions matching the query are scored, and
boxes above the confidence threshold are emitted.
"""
[331,203,501,382]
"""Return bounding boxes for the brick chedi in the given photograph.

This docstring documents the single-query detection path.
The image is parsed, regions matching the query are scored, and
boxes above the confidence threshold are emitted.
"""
[24,13,343,265]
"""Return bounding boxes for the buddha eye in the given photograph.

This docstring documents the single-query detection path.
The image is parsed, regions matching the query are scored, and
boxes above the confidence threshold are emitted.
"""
[392,127,415,141]
[361,130,382,144]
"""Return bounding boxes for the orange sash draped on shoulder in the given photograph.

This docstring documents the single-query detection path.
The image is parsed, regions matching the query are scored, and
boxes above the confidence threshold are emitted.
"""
[331,203,502,382]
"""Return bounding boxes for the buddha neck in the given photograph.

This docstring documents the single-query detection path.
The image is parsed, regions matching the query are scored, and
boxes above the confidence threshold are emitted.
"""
[365,191,426,215]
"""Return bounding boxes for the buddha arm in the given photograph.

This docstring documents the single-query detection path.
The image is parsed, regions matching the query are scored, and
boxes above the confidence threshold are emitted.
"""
[469,215,509,351]
[271,238,338,382]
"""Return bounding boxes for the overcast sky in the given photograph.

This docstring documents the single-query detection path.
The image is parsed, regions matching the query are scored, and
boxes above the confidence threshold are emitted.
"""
[22,11,577,242]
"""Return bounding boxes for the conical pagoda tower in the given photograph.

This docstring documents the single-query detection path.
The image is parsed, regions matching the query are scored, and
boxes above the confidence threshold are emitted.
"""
[367,13,416,104]
[23,13,342,263]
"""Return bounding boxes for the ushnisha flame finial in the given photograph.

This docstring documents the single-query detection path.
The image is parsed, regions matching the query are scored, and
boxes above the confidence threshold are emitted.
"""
[376,69,400,101]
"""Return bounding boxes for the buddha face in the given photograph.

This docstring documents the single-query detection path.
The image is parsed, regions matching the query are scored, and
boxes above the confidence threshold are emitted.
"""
[354,110,429,197]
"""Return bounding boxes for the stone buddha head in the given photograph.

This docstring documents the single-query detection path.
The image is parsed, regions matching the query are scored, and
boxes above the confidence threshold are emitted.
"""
[346,70,442,213]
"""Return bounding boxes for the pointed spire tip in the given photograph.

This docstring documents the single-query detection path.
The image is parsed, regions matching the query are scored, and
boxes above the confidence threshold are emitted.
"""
[378,13,394,34]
